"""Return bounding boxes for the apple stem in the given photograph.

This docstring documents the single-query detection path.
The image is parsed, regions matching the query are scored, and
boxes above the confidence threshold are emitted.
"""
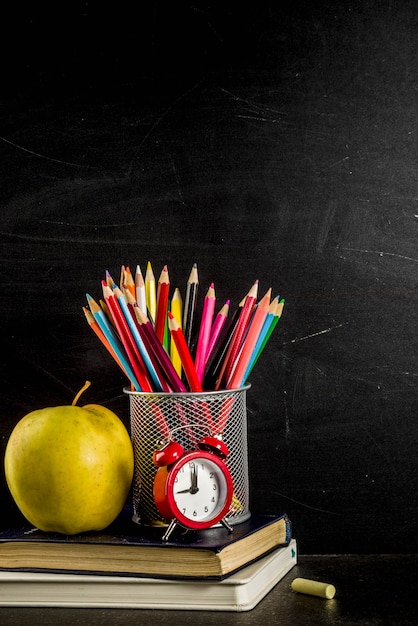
[72,381,92,406]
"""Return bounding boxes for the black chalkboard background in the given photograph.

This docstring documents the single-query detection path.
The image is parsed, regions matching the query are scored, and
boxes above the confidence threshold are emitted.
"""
[1,2,417,554]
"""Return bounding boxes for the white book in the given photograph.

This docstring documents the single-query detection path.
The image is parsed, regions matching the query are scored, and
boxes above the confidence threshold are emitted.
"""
[0,539,297,612]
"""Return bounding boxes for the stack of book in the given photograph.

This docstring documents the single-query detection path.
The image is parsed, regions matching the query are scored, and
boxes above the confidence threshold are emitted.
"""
[0,509,296,611]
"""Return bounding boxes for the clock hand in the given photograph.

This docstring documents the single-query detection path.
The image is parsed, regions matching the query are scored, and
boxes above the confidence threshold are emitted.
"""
[176,464,200,495]
[190,463,199,494]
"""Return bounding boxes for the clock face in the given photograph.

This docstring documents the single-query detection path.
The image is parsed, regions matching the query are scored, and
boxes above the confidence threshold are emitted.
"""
[166,451,233,528]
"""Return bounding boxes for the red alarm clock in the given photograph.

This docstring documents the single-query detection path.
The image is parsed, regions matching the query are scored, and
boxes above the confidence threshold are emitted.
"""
[153,435,234,541]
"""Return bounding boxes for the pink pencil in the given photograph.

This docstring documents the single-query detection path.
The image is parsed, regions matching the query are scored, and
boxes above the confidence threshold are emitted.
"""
[204,299,230,367]
[214,280,258,390]
[227,288,272,389]
[194,283,216,382]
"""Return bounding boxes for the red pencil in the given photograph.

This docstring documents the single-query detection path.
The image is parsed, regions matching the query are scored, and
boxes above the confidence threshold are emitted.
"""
[227,288,272,389]
[155,264,170,344]
[215,280,258,390]
[168,311,202,392]
[133,306,187,393]
[124,291,172,392]
[102,282,153,392]
[167,312,215,431]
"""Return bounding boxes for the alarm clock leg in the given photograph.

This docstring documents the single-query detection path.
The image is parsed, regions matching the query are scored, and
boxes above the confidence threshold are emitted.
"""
[162,519,178,541]
[220,517,234,533]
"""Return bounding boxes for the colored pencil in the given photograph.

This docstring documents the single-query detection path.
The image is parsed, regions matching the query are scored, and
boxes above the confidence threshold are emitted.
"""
[183,262,199,349]
[155,264,170,344]
[243,297,284,383]
[168,312,215,432]
[213,395,234,435]
[123,266,136,299]
[194,283,216,383]
[202,299,243,391]
[87,264,284,401]
[135,264,147,314]
[113,285,165,392]
[86,293,141,390]
[205,299,230,367]
[168,312,202,392]
[163,306,170,352]
[119,265,125,289]
[99,298,116,330]
[170,287,183,377]
[83,306,126,375]
[105,270,116,288]
[227,288,272,389]
[133,307,188,393]
[124,292,172,393]
[145,261,156,324]
[214,281,258,390]
[102,282,153,392]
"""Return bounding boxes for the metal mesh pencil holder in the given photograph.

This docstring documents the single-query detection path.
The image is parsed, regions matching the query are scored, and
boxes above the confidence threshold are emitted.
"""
[124,385,251,527]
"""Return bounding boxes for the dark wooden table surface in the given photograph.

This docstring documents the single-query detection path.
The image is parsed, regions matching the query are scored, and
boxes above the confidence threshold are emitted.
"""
[0,554,416,625]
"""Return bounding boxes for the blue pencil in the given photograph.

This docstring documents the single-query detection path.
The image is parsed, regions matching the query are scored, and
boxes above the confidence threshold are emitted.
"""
[113,286,165,392]
[242,295,282,383]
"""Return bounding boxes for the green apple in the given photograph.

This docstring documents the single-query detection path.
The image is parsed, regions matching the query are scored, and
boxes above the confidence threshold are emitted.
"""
[4,382,134,535]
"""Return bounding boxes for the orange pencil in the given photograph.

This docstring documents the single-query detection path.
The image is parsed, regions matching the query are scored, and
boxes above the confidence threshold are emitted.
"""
[86,294,141,390]
[227,288,272,389]
[123,266,136,299]
[82,307,126,375]
[119,265,125,289]
[155,265,170,344]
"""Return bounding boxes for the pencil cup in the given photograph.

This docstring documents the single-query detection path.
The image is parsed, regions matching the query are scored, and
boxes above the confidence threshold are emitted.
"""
[124,386,251,527]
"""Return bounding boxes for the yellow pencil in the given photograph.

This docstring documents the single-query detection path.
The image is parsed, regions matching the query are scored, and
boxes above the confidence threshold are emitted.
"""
[170,287,183,376]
